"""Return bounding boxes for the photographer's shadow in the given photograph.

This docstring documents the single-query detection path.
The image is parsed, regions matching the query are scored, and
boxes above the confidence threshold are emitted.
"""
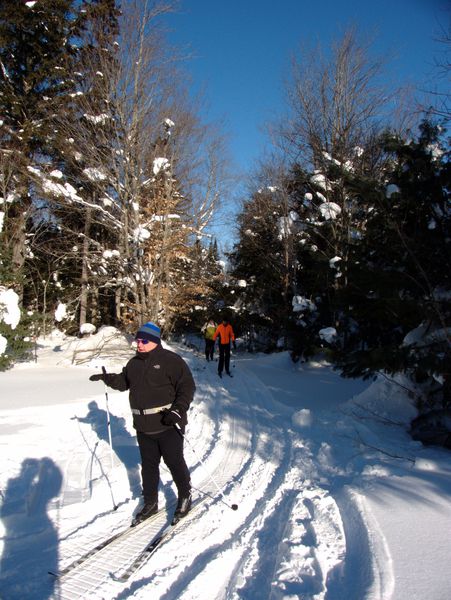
[0,457,62,599]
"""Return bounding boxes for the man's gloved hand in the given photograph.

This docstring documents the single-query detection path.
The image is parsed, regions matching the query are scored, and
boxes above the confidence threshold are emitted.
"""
[233,340,237,350]
[89,373,104,382]
[161,408,182,426]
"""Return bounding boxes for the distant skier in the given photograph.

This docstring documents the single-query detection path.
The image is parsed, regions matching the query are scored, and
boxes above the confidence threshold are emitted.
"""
[213,317,236,378]
[201,318,217,362]
[89,321,195,526]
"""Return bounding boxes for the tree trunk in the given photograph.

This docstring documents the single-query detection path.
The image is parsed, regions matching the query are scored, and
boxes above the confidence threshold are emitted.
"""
[79,207,92,327]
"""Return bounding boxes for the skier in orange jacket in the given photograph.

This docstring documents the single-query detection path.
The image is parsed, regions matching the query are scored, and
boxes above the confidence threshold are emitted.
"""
[213,317,236,378]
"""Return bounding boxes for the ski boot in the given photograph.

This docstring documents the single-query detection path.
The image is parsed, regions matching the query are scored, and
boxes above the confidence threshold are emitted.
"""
[131,500,158,527]
[172,493,192,525]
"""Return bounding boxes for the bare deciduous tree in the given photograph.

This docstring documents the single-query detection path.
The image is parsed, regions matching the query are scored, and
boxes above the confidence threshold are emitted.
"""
[429,9,451,120]
[277,27,398,169]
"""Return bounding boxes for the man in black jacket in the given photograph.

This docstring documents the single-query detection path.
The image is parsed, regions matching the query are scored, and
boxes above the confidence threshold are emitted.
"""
[89,321,195,526]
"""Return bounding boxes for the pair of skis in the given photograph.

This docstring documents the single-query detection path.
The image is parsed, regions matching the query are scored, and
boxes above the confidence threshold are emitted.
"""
[51,498,204,583]
[112,499,203,582]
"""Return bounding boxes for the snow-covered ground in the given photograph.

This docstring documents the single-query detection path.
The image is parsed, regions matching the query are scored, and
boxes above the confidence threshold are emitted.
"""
[1,328,450,600]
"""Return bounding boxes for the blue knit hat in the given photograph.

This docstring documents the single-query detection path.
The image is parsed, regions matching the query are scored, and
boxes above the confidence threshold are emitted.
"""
[136,321,161,344]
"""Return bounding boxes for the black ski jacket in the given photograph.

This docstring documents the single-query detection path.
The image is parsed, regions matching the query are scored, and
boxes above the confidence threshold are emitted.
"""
[104,346,195,434]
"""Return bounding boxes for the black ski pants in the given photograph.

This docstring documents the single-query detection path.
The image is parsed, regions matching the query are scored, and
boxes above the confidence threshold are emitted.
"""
[137,429,190,504]
[218,342,231,375]
[205,338,215,361]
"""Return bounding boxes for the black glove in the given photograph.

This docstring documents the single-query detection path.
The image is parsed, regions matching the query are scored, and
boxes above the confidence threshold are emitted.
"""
[160,408,182,426]
[89,373,104,382]
[233,341,237,350]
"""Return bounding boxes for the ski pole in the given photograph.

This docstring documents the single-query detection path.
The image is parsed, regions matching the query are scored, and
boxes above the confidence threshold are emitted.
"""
[159,464,235,512]
[174,424,238,511]
[190,483,238,510]
[102,366,114,470]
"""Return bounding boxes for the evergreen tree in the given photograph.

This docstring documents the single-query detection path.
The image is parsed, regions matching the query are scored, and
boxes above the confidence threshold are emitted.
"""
[0,0,83,356]
[0,0,80,283]
[287,142,387,353]
[336,121,450,390]
[203,238,225,310]
[229,184,297,350]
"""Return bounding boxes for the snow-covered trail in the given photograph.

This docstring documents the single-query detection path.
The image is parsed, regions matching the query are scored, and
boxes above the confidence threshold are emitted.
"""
[1,335,451,600]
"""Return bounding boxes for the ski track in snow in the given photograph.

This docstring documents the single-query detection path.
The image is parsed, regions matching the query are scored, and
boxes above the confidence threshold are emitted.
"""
[224,364,349,600]
[1,344,399,600]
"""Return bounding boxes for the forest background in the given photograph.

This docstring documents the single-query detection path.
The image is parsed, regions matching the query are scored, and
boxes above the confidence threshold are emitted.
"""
[0,0,449,417]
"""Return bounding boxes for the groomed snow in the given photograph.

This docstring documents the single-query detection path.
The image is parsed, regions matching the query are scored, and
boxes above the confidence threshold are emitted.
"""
[0,328,450,599]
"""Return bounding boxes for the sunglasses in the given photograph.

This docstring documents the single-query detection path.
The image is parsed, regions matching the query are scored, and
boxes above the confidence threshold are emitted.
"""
[136,338,151,345]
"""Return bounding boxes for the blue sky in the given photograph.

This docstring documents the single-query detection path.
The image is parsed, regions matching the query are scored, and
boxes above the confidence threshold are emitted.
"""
[167,0,448,173]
